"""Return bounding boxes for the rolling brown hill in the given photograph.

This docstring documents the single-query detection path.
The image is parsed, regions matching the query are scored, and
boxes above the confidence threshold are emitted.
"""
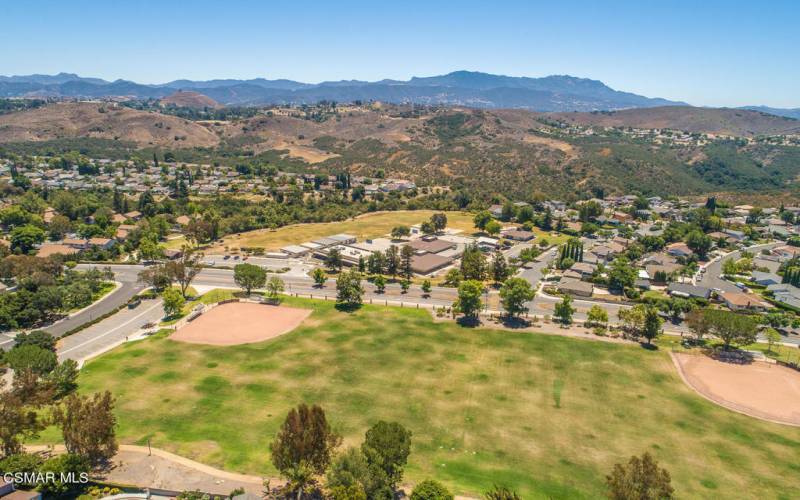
[549,106,800,136]
[0,102,797,198]
[160,90,221,109]
[0,101,220,148]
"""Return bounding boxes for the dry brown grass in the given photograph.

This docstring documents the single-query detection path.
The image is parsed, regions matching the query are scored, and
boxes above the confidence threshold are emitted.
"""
[0,102,219,148]
[207,210,476,253]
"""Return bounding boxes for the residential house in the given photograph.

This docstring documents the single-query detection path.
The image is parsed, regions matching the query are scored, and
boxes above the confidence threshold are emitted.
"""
[557,278,594,297]
[751,271,781,286]
[666,242,693,258]
[667,283,711,299]
[720,291,771,312]
[501,228,535,242]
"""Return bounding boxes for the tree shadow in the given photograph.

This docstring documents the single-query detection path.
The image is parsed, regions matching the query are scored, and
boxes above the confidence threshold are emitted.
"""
[457,315,481,328]
[501,316,531,329]
[335,302,363,313]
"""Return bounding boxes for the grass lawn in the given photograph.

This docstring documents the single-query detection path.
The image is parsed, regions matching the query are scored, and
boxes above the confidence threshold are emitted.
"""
[65,297,800,499]
[205,210,478,253]
[160,288,241,326]
[659,333,800,365]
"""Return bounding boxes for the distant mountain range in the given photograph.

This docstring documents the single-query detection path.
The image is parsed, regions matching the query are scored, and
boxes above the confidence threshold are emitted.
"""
[739,106,800,120]
[0,71,685,111]
[1,71,797,118]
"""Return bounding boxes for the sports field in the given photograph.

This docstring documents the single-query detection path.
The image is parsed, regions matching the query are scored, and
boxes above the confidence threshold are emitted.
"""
[204,210,477,252]
[72,296,800,498]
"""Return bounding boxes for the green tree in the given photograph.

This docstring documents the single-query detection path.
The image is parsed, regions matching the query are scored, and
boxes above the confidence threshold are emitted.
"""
[233,263,267,295]
[410,479,453,500]
[400,245,414,280]
[608,257,637,291]
[421,279,432,297]
[385,246,400,278]
[164,247,202,298]
[137,264,173,292]
[266,276,285,301]
[606,452,674,500]
[619,304,647,338]
[473,210,492,231]
[361,421,412,495]
[443,268,463,287]
[47,215,72,241]
[336,270,364,307]
[373,275,387,293]
[5,345,57,375]
[138,238,164,261]
[0,380,46,456]
[312,268,327,288]
[764,328,781,353]
[499,277,534,318]
[554,295,575,325]
[46,359,79,398]
[686,230,712,259]
[587,305,609,328]
[326,447,372,497]
[13,330,56,352]
[53,391,118,464]
[704,309,758,349]
[460,244,486,281]
[327,248,343,272]
[430,213,447,232]
[685,308,711,342]
[161,288,185,317]
[485,220,502,236]
[491,250,509,284]
[642,306,663,345]
[391,226,410,239]
[10,225,45,254]
[454,280,484,320]
[271,404,342,498]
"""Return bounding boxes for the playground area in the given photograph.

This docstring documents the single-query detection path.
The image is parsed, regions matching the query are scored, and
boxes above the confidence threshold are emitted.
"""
[171,301,311,346]
[672,352,800,426]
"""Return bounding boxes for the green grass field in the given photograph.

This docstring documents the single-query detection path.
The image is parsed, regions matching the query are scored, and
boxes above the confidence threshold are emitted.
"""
[70,297,800,499]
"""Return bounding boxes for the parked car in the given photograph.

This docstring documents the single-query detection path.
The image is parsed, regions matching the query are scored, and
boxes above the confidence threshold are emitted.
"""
[128,298,141,309]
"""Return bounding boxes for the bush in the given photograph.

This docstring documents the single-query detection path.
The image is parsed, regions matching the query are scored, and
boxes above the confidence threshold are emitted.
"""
[0,453,44,487]
[38,453,90,494]
[410,479,453,500]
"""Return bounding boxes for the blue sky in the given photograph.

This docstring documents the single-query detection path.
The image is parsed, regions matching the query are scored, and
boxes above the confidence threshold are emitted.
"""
[2,0,798,107]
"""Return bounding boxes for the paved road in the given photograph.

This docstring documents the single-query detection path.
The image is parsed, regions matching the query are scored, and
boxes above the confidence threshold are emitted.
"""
[518,247,558,289]
[0,266,145,351]
[697,243,779,292]
[57,298,163,363]
[82,264,461,309]
[45,278,146,338]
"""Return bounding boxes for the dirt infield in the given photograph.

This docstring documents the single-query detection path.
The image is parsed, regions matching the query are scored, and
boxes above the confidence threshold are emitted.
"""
[672,352,800,426]
[171,302,311,346]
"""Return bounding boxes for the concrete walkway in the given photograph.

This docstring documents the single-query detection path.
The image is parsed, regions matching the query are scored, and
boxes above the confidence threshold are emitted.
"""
[27,444,267,496]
